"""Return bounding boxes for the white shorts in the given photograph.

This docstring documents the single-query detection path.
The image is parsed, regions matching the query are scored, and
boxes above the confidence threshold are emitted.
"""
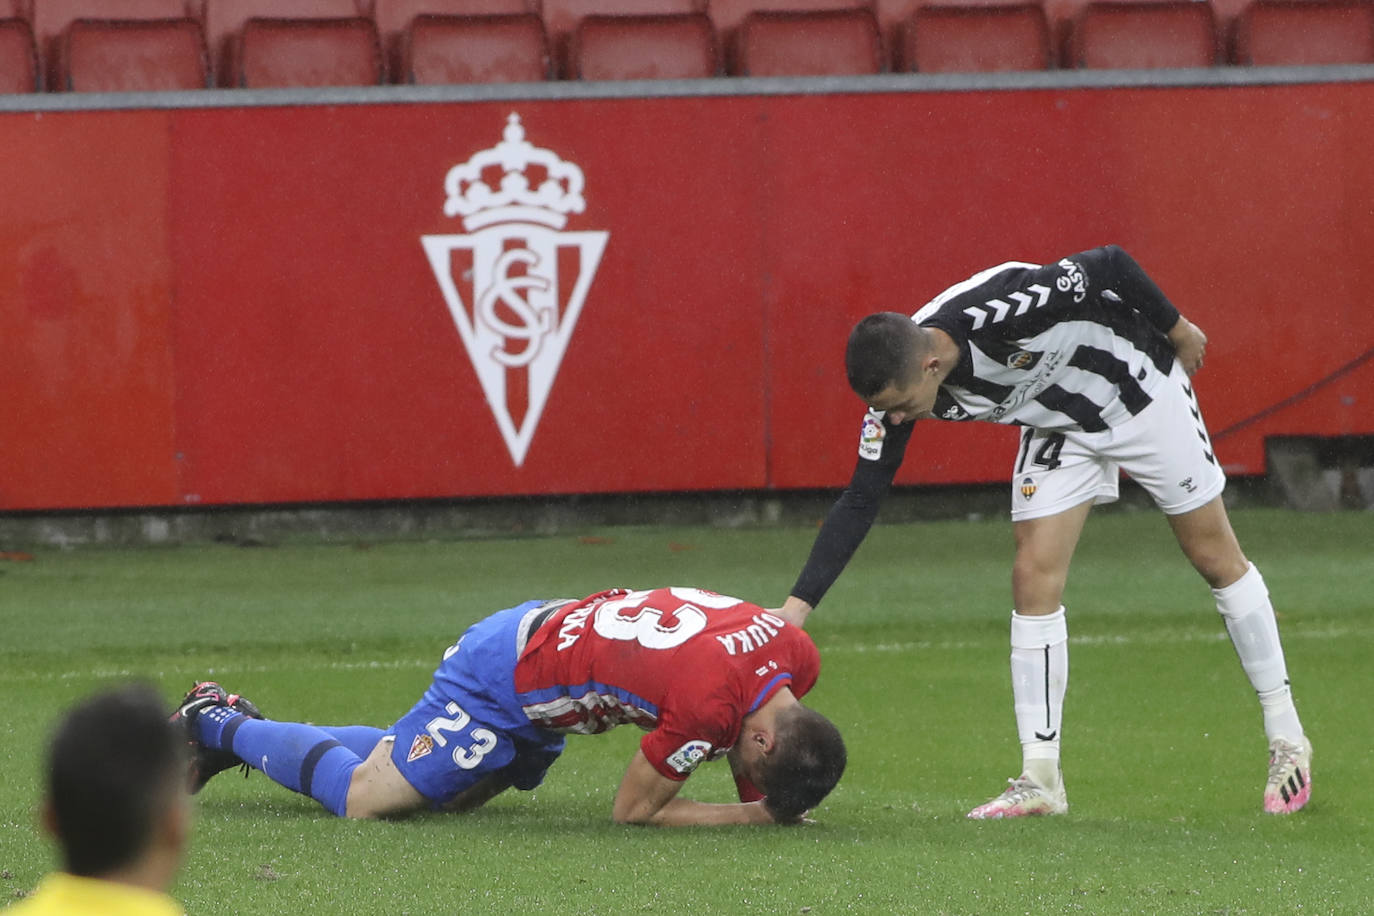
[1009,363,1226,522]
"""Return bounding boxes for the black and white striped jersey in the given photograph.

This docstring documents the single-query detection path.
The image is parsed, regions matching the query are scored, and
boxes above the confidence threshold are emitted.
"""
[915,245,1178,433]
[789,246,1183,609]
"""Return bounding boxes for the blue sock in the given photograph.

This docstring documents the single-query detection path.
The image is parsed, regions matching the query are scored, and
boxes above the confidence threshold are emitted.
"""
[212,716,363,817]
[195,706,244,750]
[316,725,386,758]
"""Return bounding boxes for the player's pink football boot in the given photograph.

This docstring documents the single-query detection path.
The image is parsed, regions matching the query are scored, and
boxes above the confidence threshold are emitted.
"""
[967,774,1068,819]
[1264,737,1312,814]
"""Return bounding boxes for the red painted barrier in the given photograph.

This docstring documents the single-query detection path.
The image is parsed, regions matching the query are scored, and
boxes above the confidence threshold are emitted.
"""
[2,83,1371,510]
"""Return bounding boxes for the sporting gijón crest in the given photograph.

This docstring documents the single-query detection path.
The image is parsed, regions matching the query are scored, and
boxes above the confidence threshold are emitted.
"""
[422,114,609,466]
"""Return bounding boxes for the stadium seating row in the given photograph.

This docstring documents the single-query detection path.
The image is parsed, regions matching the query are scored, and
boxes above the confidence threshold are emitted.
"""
[0,0,1372,92]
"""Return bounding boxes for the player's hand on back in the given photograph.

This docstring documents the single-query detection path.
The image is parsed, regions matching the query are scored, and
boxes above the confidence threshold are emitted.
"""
[772,597,813,629]
[1167,316,1208,376]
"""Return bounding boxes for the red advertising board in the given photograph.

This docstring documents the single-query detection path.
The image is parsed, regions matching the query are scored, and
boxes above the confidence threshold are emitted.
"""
[2,82,1371,510]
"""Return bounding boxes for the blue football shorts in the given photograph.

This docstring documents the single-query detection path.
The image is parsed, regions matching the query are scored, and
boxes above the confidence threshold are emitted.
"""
[386,600,566,808]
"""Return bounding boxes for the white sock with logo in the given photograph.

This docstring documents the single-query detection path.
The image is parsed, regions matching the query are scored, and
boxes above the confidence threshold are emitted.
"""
[1213,563,1304,742]
[1010,607,1068,789]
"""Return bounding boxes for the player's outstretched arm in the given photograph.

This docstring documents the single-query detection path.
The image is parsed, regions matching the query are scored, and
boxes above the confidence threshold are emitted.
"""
[773,596,813,628]
[611,750,776,827]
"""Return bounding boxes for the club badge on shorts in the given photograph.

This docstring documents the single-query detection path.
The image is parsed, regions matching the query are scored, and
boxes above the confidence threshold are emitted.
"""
[407,734,435,763]
[1020,476,1037,500]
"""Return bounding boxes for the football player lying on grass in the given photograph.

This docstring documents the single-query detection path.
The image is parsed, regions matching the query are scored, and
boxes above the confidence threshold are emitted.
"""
[172,587,845,826]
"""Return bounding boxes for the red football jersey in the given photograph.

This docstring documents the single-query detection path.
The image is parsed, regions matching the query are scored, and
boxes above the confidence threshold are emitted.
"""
[513,587,820,780]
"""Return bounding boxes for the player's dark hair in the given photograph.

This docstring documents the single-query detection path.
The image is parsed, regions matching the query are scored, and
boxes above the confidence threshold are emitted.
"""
[846,312,925,400]
[46,684,187,877]
[759,706,847,822]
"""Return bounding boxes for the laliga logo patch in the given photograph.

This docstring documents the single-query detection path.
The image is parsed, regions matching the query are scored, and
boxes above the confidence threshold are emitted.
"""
[1020,476,1037,500]
[423,113,609,466]
[858,412,886,460]
[666,739,713,775]
[407,734,435,763]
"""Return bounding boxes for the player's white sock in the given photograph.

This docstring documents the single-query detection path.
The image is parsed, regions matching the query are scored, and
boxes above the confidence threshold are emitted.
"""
[1213,563,1304,742]
[1010,607,1068,789]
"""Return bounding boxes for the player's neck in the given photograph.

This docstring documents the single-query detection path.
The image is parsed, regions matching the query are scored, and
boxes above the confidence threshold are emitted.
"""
[927,328,961,380]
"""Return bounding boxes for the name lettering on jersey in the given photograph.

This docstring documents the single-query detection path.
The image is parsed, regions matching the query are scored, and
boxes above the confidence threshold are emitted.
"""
[962,284,1051,331]
[1056,258,1089,302]
[858,411,886,461]
[666,739,713,775]
[556,605,595,651]
[715,612,786,656]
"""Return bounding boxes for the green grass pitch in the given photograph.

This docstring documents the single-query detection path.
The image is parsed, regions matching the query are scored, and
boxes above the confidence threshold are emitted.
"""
[2,508,1372,914]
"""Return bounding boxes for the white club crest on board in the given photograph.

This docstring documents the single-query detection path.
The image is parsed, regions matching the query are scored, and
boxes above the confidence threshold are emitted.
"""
[422,113,609,467]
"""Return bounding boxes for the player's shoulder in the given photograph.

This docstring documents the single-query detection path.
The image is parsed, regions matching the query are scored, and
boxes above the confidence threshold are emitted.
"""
[913,260,1042,324]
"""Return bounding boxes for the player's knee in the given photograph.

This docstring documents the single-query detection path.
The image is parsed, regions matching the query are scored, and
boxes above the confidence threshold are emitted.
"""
[1189,551,1249,589]
[1179,535,1248,588]
[1012,555,1066,602]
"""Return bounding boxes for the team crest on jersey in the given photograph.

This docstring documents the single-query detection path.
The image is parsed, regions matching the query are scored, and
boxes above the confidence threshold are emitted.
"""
[422,113,609,466]
[407,734,435,763]
[666,739,713,775]
[859,412,886,460]
[1006,350,1042,370]
[1020,476,1037,500]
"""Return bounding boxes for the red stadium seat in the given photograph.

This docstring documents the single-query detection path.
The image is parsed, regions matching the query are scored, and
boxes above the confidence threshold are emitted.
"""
[400,12,549,83]
[232,17,382,87]
[32,0,191,43]
[570,13,717,79]
[541,0,702,73]
[58,18,208,90]
[204,0,362,77]
[372,0,536,77]
[733,8,884,75]
[711,0,875,39]
[31,0,194,89]
[541,0,703,44]
[1070,0,1220,68]
[1232,0,1374,64]
[0,17,38,91]
[904,2,1052,71]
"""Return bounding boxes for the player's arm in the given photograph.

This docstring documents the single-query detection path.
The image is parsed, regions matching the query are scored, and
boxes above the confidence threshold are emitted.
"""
[779,416,914,627]
[1078,245,1207,374]
[611,749,775,826]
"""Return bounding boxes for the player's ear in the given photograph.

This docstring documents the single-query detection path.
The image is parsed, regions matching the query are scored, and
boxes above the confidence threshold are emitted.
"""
[755,728,776,755]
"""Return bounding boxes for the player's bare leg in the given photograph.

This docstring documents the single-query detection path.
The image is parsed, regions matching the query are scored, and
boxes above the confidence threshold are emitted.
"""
[1011,500,1093,614]
[1164,494,1248,588]
[344,737,429,819]
[970,501,1092,819]
[1168,496,1311,813]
